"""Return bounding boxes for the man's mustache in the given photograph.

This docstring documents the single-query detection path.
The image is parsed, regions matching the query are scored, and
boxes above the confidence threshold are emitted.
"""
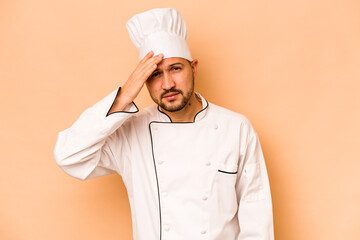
[161,88,183,99]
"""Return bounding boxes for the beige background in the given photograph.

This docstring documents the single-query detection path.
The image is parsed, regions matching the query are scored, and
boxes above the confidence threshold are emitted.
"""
[1,0,360,239]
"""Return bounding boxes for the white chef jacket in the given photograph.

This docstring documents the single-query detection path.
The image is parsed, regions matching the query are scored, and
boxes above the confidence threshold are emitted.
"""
[54,88,274,240]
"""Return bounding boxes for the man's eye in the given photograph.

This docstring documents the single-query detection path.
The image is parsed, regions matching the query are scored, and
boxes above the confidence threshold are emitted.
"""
[172,67,181,71]
[151,72,160,78]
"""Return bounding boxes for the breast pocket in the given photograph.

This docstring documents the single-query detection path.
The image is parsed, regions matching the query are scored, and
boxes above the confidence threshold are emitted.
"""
[217,162,238,175]
[211,162,239,215]
[214,162,238,192]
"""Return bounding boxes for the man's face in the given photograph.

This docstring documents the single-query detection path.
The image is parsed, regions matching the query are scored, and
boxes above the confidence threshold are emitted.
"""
[146,57,198,112]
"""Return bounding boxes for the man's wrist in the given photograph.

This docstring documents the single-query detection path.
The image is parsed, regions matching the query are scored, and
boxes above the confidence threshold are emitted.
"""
[107,87,133,115]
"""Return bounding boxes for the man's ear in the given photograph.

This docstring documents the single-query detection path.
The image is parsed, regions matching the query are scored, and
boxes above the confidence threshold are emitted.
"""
[191,59,199,78]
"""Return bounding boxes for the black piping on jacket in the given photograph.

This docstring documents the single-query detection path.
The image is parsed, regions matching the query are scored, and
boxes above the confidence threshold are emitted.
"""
[149,99,209,239]
[106,87,139,117]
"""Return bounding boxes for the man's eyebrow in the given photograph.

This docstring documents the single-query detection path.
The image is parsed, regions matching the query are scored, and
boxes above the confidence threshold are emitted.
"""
[168,62,184,68]
[154,62,184,72]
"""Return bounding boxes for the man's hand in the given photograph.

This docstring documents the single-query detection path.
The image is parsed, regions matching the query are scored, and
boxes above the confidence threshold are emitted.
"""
[108,51,163,114]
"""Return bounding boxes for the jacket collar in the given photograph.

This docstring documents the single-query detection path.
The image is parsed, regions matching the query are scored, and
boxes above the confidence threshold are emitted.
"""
[157,93,209,123]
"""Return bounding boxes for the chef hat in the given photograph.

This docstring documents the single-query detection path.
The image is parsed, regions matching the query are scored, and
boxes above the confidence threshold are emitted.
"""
[126,8,193,61]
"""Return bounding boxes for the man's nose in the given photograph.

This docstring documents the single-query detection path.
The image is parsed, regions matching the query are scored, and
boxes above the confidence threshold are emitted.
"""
[161,72,175,90]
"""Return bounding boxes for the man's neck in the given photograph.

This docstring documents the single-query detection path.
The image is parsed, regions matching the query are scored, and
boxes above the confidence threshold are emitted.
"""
[160,93,203,123]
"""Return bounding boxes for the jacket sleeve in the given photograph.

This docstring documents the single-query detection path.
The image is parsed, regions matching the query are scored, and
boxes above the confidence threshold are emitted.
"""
[54,88,139,180]
[236,122,274,239]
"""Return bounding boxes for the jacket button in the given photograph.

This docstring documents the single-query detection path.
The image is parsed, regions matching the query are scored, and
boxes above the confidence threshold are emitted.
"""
[201,230,207,234]
[202,195,208,201]
[164,225,170,232]
[205,161,211,166]
[158,160,164,165]
[213,124,218,130]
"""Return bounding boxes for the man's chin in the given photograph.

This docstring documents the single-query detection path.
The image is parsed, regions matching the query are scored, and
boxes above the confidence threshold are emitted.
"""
[160,100,186,112]
[160,104,181,112]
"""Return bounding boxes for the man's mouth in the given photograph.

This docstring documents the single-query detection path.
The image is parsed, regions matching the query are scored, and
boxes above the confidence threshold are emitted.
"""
[162,92,179,100]
[161,90,182,101]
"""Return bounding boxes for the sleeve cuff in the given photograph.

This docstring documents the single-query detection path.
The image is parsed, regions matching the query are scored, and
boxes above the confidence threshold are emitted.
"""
[106,87,139,117]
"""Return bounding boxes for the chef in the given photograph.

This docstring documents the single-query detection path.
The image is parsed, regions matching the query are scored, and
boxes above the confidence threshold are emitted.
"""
[54,8,274,240]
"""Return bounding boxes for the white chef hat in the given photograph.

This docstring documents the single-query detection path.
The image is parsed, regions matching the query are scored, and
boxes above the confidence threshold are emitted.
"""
[126,8,193,61]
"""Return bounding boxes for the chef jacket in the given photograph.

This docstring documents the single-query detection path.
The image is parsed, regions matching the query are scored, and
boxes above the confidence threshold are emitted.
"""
[54,88,274,240]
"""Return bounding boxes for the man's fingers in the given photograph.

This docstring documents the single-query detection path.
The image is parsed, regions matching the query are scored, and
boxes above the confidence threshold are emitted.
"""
[130,52,164,85]
[137,62,157,79]
[139,51,154,64]
[139,50,162,65]
[154,53,164,63]
[137,53,163,73]
[141,53,163,70]
[140,51,163,64]
[142,54,163,77]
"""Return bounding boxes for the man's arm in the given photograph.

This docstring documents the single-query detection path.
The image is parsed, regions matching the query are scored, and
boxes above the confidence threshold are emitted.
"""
[236,123,274,239]
[108,51,163,114]
[54,51,163,180]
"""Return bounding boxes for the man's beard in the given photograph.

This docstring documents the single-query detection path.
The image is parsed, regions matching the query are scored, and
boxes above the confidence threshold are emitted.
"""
[152,78,194,112]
